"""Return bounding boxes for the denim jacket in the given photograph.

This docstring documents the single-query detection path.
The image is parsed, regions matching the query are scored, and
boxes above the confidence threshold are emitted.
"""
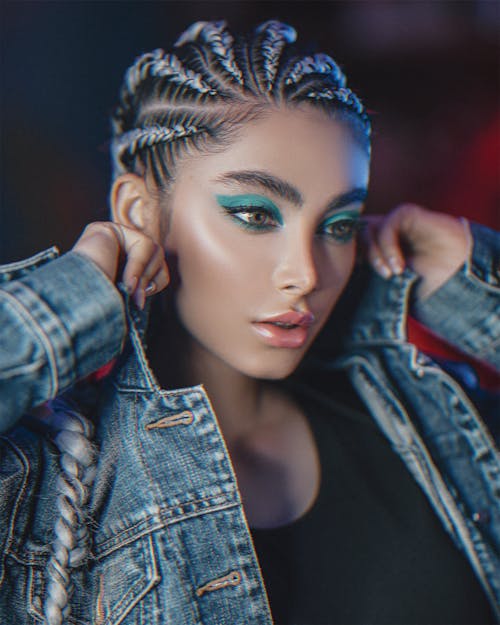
[0,222,499,624]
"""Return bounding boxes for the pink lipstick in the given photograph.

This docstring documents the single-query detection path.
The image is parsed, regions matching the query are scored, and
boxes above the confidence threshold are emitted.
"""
[252,311,315,348]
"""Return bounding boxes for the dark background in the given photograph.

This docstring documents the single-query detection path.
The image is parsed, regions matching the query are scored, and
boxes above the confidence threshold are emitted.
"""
[1,0,499,263]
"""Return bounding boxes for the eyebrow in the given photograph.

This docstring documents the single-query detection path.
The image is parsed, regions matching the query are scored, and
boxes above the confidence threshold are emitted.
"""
[212,169,367,213]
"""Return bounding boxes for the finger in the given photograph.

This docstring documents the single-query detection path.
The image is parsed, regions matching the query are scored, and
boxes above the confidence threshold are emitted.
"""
[134,248,169,306]
[367,236,392,279]
[145,263,170,296]
[361,216,393,278]
[73,222,123,282]
[121,236,160,296]
[375,213,405,275]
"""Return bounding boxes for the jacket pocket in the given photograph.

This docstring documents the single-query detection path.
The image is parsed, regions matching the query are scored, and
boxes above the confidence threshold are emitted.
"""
[27,533,160,625]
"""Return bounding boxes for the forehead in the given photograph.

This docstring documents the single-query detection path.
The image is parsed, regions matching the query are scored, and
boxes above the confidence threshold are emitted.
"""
[177,106,370,199]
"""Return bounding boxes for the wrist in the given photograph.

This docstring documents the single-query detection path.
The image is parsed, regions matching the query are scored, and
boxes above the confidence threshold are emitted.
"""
[414,214,469,301]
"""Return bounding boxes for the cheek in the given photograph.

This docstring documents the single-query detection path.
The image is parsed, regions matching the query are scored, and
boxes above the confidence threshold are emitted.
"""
[170,219,262,331]
[318,242,357,290]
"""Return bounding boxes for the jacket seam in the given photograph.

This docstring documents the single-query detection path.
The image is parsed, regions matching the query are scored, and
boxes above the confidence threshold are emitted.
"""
[0,437,30,584]
[0,289,61,396]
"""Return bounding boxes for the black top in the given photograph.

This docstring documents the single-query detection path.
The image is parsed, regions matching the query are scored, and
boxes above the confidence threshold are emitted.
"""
[250,371,495,625]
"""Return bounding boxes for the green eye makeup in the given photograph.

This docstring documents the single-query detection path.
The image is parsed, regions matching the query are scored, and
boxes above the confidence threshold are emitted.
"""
[215,194,363,241]
[319,209,364,243]
[216,194,283,231]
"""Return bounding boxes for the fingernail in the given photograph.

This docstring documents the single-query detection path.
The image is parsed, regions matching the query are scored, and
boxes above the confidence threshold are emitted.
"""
[125,276,138,294]
[374,258,392,279]
[134,289,145,310]
[388,256,402,274]
[145,282,156,296]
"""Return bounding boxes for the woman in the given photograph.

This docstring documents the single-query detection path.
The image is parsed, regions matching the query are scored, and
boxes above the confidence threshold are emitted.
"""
[0,19,498,625]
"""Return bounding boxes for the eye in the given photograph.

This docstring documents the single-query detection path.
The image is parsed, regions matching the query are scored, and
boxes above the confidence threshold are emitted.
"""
[222,206,280,232]
[319,215,364,243]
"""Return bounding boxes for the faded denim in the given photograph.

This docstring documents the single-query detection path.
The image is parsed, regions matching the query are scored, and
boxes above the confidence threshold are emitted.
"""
[0,222,499,624]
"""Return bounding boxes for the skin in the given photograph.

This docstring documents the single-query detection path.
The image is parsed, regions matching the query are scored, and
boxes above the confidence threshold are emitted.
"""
[163,108,369,382]
[73,105,470,527]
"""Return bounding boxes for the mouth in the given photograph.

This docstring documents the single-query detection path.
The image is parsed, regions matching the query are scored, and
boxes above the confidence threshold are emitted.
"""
[252,311,315,348]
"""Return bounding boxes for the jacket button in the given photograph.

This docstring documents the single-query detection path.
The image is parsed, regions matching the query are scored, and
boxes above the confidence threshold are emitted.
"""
[414,367,425,378]
[472,510,491,525]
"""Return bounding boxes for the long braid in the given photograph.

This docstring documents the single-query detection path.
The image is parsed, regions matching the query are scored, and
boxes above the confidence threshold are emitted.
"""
[42,398,97,625]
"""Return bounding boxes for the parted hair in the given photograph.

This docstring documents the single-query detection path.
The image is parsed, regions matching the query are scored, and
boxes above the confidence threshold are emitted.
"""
[110,19,371,191]
[43,19,370,625]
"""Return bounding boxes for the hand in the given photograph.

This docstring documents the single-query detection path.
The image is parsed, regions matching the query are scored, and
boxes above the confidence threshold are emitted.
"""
[72,222,169,309]
[362,204,470,300]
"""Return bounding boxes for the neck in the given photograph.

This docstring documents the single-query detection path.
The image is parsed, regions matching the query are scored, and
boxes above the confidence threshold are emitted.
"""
[148,303,276,445]
[183,337,269,445]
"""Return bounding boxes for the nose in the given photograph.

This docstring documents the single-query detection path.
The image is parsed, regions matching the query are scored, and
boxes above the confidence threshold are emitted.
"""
[272,230,318,295]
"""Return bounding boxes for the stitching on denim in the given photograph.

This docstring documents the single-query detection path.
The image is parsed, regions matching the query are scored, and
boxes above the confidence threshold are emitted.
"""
[94,499,239,557]
[133,392,165,520]
[195,570,242,597]
[0,288,59,396]
[101,534,160,625]
[0,246,59,273]
[95,573,105,625]
[0,437,30,584]
[162,522,201,623]
[128,319,157,390]
[145,411,194,429]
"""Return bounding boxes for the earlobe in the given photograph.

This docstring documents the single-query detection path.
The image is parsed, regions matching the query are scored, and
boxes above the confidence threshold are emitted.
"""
[111,173,160,240]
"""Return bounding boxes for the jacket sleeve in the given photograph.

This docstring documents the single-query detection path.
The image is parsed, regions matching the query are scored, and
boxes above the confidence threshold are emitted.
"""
[0,251,127,432]
[412,222,500,370]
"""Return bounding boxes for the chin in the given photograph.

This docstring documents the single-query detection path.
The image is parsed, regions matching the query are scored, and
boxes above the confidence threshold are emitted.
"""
[238,351,305,381]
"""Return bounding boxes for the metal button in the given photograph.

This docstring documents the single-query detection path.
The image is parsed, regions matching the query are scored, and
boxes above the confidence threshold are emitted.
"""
[472,510,491,525]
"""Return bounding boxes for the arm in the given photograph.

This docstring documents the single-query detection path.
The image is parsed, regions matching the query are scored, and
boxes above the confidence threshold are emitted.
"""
[411,222,500,369]
[0,252,126,431]
[0,221,170,432]
[364,205,499,370]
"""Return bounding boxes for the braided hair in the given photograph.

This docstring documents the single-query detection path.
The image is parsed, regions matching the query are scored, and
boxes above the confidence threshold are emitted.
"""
[111,19,371,191]
[43,19,370,625]
[43,397,97,625]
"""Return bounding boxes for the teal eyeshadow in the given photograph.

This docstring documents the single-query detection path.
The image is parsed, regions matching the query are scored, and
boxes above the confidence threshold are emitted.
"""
[322,208,362,227]
[215,193,283,225]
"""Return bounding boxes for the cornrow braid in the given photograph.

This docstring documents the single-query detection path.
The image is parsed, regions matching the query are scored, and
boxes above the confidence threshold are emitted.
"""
[283,53,346,89]
[252,20,297,94]
[111,122,204,178]
[42,398,97,625]
[124,49,219,100]
[113,49,219,136]
[110,18,371,192]
[305,87,366,117]
[175,20,244,87]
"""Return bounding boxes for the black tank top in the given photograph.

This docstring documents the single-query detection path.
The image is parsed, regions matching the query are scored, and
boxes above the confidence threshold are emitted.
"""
[250,371,495,625]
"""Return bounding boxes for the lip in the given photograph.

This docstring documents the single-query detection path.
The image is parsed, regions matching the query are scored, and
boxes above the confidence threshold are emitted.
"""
[257,311,316,327]
[251,310,316,348]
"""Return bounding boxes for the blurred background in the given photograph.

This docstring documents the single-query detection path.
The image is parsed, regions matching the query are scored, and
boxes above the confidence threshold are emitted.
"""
[1,0,499,263]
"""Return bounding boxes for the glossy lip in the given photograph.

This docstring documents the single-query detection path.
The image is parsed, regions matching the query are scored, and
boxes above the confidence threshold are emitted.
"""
[256,311,316,327]
[251,311,316,348]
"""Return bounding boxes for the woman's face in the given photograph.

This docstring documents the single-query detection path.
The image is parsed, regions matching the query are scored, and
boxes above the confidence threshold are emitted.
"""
[164,106,370,380]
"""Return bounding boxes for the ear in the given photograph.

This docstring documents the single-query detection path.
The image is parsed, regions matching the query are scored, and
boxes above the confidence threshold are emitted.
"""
[110,173,162,243]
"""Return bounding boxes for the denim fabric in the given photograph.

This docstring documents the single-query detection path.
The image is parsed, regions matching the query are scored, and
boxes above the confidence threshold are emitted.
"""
[0,223,499,624]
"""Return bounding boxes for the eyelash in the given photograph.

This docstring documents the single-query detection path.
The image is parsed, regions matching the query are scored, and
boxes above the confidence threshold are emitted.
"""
[221,205,364,243]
